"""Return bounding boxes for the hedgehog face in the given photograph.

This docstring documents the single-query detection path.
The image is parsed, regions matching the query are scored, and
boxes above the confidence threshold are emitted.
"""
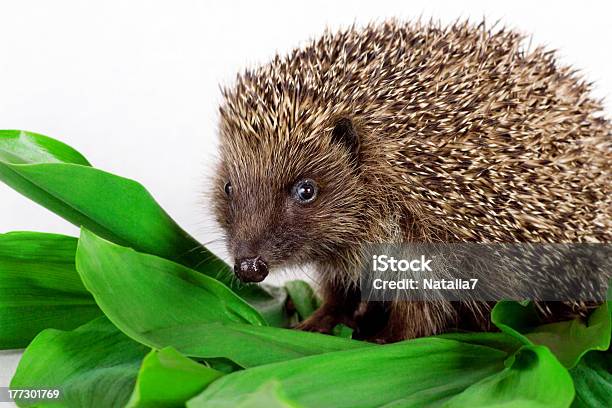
[213,117,368,283]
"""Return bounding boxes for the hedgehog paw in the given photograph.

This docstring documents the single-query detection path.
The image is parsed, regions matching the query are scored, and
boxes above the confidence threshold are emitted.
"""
[295,310,338,334]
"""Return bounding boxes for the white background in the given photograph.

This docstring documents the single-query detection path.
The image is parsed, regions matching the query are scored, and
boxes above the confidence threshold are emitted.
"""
[1,0,610,401]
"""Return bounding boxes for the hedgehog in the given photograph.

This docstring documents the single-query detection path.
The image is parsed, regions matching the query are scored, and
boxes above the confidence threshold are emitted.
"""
[212,20,611,342]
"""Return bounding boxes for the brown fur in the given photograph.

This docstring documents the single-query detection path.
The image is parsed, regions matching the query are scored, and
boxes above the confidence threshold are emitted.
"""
[212,20,611,342]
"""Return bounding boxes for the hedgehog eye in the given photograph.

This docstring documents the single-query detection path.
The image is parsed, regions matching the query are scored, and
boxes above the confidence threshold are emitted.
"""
[292,179,318,204]
[224,182,233,196]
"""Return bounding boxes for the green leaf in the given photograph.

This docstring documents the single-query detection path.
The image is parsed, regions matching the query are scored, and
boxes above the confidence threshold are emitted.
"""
[130,322,372,368]
[76,228,369,367]
[437,332,525,355]
[492,301,611,368]
[0,130,233,286]
[570,350,612,408]
[0,130,90,166]
[284,280,320,321]
[239,284,291,328]
[444,345,575,408]
[126,347,224,408]
[490,301,540,345]
[525,305,610,369]
[0,232,101,349]
[332,324,353,339]
[76,228,266,331]
[188,338,509,408]
[11,316,149,407]
[0,163,233,284]
[234,381,303,408]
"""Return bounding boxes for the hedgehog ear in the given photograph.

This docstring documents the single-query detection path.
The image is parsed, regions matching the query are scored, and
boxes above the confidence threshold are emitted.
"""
[331,118,360,164]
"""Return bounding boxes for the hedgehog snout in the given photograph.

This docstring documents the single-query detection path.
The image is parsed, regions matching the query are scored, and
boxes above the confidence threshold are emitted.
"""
[234,256,269,283]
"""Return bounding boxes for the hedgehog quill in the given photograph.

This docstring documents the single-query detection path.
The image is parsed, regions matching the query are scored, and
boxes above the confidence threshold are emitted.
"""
[212,20,611,343]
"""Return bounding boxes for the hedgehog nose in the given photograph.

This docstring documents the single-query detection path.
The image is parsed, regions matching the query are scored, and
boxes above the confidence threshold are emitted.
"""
[234,257,269,283]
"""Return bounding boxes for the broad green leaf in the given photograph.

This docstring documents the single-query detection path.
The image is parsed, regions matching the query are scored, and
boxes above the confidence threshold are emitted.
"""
[0,232,101,349]
[525,304,610,368]
[284,280,320,321]
[76,228,265,331]
[444,345,574,408]
[128,322,372,368]
[11,316,149,407]
[235,381,303,408]
[570,350,612,408]
[0,130,232,286]
[188,338,508,408]
[76,228,370,367]
[0,162,233,285]
[126,347,224,408]
[490,301,540,345]
[492,301,611,368]
[0,130,90,166]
